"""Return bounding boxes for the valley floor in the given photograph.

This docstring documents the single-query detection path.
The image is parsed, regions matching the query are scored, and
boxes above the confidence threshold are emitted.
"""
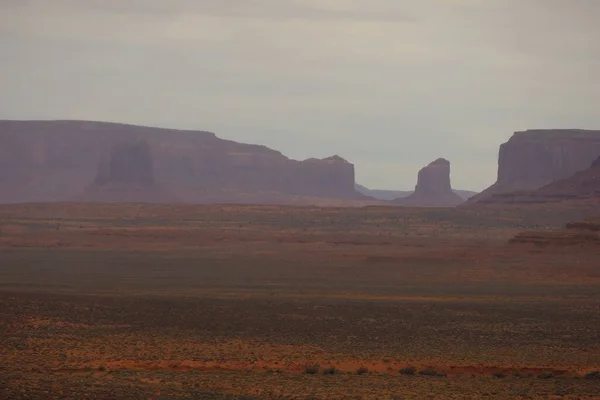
[1,203,599,399]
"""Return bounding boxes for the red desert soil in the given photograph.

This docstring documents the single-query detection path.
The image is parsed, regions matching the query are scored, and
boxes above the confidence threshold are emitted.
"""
[1,203,600,400]
[55,359,578,378]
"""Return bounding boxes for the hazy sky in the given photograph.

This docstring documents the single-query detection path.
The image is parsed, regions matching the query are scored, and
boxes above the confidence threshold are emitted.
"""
[2,1,599,190]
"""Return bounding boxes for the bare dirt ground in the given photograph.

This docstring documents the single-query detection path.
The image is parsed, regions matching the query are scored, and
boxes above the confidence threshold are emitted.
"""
[1,202,599,399]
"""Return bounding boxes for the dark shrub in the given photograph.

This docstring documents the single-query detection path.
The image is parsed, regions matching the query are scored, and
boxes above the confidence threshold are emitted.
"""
[357,366,369,375]
[399,366,417,376]
[304,365,319,375]
[322,366,337,375]
[514,371,533,378]
[492,371,506,378]
[419,367,446,377]
[537,372,554,379]
[584,370,600,380]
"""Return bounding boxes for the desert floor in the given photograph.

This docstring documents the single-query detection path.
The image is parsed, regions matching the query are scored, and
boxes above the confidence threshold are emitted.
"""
[1,202,599,399]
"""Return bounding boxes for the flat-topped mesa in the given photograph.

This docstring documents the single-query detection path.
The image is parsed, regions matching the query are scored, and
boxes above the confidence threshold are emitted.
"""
[78,140,181,203]
[288,155,357,197]
[474,148,600,205]
[95,141,155,186]
[0,120,363,204]
[469,129,600,203]
[394,158,463,207]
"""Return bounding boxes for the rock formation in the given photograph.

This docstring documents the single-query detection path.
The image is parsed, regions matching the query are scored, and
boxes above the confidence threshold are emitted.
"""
[528,156,600,199]
[475,156,600,204]
[289,155,356,197]
[565,221,600,232]
[0,120,364,204]
[510,219,600,247]
[95,142,155,186]
[469,129,600,203]
[77,141,180,203]
[394,158,464,207]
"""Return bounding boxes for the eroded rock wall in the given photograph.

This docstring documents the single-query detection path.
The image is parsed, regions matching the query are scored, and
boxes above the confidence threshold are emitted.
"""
[470,129,600,203]
[0,120,362,204]
[394,158,463,207]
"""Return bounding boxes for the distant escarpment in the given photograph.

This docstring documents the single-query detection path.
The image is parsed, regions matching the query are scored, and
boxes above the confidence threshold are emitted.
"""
[0,120,363,204]
[77,141,180,203]
[476,156,600,204]
[95,141,155,186]
[394,158,464,207]
[469,129,600,204]
[355,184,475,202]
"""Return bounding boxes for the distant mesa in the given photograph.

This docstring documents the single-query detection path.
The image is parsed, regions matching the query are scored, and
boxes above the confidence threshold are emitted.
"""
[355,184,475,202]
[77,141,180,203]
[477,155,600,204]
[0,120,366,205]
[468,129,600,204]
[524,155,600,200]
[95,141,155,186]
[355,184,412,201]
[393,158,464,207]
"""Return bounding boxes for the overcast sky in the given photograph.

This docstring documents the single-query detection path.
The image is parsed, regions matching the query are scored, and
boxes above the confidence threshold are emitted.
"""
[1,1,599,190]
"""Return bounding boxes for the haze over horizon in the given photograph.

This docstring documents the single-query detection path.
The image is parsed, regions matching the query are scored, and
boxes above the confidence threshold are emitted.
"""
[2,1,599,191]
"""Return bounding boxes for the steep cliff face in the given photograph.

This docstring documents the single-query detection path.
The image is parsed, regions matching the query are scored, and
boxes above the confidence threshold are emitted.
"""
[77,141,180,203]
[95,142,155,186]
[531,155,600,199]
[0,120,362,204]
[394,158,464,207]
[478,156,600,204]
[470,129,600,203]
[289,156,356,197]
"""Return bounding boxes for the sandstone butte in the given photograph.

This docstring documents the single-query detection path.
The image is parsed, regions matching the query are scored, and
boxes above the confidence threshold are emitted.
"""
[0,120,365,205]
[468,129,600,204]
[394,158,464,207]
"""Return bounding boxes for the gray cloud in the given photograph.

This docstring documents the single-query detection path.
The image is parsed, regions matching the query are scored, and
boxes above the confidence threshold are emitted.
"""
[1,0,599,191]
[2,0,418,23]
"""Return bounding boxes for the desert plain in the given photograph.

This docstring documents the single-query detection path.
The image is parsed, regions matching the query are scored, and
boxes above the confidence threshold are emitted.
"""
[1,202,599,400]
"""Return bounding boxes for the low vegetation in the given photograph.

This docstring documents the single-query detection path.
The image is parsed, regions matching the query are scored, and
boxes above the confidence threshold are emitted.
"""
[584,370,600,380]
[419,367,446,377]
[399,366,417,376]
[304,365,320,375]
